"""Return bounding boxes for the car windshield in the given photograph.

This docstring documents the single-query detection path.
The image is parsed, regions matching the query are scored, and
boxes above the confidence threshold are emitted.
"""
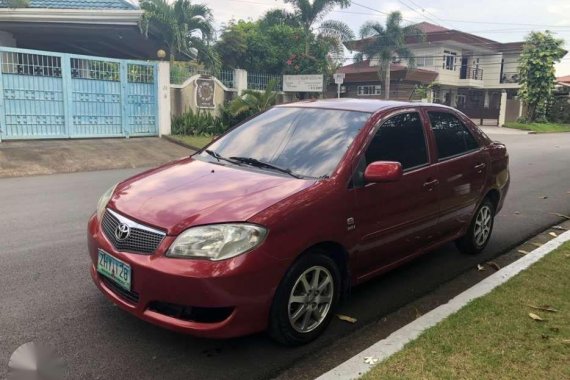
[198,107,370,178]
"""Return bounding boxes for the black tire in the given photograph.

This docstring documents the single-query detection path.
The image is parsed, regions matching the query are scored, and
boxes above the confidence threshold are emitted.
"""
[456,198,495,255]
[268,250,341,346]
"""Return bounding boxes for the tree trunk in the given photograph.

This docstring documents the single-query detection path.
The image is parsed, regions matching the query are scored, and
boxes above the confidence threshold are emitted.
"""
[384,62,391,100]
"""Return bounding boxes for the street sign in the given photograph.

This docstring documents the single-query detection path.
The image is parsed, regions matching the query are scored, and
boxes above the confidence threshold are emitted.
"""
[283,75,324,92]
[333,73,345,84]
[333,73,346,98]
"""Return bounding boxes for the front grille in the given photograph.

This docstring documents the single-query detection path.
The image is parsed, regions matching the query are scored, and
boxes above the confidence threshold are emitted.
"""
[101,209,165,255]
[101,275,140,305]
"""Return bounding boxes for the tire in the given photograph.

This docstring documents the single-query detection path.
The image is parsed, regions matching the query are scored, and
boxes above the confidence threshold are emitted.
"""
[456,198,495,255]
[268,251,341,346]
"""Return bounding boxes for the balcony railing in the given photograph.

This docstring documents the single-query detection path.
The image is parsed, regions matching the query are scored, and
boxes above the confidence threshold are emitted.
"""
[501,72,519,84]
[459,66,483,80]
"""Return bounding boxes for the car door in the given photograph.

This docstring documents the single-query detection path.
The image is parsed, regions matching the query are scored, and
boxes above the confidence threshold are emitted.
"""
[351,110,440,280]
[424,109,488,238]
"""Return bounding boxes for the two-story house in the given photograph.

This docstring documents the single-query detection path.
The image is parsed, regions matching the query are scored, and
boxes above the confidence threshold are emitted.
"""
[336,22,526,125]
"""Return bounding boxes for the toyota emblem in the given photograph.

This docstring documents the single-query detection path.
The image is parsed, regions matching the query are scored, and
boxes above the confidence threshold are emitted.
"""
[115,223,131,241]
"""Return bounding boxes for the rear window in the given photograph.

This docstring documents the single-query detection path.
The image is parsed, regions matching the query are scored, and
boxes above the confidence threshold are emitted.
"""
[428,112,479,159]
[201,107,370,178]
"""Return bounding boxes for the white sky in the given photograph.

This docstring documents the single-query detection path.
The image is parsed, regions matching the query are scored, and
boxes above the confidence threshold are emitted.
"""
[156,0,570,76]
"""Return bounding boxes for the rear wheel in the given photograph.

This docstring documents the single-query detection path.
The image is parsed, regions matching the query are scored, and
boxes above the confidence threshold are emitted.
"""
[456,198,495,254]
[268,251,340,346]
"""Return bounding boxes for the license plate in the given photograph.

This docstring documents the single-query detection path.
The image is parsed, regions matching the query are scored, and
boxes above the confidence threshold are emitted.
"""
[97,249,131,291]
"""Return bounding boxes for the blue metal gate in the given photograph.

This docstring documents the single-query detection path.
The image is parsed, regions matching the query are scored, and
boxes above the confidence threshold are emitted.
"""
[0,47,158,141]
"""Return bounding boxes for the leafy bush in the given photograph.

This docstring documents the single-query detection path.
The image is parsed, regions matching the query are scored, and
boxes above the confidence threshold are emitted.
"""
[171,109,228,136]
[218,103,253,129]
[6,0,29,7]
[548,97,570,124]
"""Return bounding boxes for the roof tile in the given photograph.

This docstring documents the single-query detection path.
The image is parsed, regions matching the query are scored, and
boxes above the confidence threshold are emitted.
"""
[0,0,137,9]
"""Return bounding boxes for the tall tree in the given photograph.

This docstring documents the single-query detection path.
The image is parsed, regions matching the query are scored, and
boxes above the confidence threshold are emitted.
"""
[282,0,353,55]
[140,0,218,68]
[358,11,423,99]
[518,31,566,122]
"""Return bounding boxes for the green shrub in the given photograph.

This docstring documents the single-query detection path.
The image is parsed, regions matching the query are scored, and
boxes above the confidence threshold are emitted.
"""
[548,97,570,124]
[171,109,228,136]
[6,0,29,7]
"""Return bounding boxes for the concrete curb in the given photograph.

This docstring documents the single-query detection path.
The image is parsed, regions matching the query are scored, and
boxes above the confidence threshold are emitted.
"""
[316,230,570,380]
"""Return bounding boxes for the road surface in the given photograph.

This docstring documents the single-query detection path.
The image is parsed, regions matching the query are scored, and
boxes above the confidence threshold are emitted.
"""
[0,132,569,379]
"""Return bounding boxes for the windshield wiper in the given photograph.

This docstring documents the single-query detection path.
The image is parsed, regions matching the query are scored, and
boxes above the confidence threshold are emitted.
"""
[229,156,304,179]
[205,150,242,166]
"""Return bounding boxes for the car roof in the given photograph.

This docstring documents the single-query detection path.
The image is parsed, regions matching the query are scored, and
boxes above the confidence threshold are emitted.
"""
[276,98,455,113]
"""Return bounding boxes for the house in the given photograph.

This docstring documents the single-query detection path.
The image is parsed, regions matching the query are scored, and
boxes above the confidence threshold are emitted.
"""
[339,22,532,125]
[0,0,164,59]
[555,75,570,96]
[558,75,570,85]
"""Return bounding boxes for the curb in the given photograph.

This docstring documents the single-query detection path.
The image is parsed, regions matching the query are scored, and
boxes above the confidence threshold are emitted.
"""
[316,230,570,380]
[161,135,200,151]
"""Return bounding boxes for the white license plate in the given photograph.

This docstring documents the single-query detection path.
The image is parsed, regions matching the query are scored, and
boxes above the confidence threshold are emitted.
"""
[97,249,131,291]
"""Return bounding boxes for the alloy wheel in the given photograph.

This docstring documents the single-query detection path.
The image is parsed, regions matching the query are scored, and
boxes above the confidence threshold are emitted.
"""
[474,205,492,247]
[288,266,334,333]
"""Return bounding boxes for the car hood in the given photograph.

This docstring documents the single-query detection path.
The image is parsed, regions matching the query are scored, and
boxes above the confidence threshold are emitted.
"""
[108,157,315,235]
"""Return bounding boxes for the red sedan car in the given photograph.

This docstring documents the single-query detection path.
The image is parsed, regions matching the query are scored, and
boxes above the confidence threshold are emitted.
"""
[88,99,509,345]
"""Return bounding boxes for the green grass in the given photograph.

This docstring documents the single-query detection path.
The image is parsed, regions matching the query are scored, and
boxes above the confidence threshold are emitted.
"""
[363,242,570,380]
[504,122,570,133]
[169,135,213,149]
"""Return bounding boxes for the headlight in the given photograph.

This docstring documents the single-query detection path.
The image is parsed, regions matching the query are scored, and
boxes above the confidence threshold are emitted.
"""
[96,184,117,222]
[166,224,267,261]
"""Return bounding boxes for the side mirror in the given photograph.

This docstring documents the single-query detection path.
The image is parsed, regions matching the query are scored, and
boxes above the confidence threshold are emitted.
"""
[364,161,403,183]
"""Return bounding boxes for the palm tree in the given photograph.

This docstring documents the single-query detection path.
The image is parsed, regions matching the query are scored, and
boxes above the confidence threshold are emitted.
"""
[230,80,279,116]
[281,0,354,55]
[140,0,218,68]
[358,11,424,99]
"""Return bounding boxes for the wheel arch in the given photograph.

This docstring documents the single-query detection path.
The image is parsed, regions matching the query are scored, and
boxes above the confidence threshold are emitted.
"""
[485,188,501,212]
[299,241,351,302]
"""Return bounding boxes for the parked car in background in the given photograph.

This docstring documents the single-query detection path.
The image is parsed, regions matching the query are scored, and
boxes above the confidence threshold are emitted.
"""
[88,99,510,345]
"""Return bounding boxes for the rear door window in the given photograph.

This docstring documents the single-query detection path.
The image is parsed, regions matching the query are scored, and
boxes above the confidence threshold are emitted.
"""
[428,112,479,160]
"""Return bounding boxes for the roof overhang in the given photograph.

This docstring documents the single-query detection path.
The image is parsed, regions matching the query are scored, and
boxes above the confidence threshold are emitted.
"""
[0,8,143,25]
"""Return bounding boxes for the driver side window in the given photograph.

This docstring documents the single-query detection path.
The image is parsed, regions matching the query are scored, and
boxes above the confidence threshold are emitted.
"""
[365,112,428,169]
[351,112,428,188]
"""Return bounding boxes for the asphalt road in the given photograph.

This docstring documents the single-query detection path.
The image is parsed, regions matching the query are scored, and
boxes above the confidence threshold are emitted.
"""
[1,132,569,379]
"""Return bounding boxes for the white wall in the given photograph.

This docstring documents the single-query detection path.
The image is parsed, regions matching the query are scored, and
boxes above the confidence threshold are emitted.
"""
[481,53,503,87]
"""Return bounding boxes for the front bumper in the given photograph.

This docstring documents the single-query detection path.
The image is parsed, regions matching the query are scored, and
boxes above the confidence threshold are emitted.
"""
[87,213,289,339]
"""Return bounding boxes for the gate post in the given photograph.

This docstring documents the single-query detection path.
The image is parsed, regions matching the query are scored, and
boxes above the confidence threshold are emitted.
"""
[0,52,5,142]
[498,90,507,127]
[61,54,73,138]
[157,61,171,136]
[120,61,129,138]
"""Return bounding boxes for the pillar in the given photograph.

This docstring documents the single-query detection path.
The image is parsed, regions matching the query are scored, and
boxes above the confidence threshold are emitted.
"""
[157,61,171,136]
[234,69,248,95]
[450,88,458,108]
[498,90,507,127]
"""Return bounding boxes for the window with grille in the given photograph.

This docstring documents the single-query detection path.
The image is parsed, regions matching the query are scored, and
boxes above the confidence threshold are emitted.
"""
[357,85,382,96]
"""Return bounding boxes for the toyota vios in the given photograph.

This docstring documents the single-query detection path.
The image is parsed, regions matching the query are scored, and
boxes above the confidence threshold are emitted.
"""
[88,99,509,345]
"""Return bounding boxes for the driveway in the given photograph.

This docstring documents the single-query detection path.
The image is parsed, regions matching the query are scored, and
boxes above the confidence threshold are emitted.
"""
[0,137,190,178]
[0,132,569,379]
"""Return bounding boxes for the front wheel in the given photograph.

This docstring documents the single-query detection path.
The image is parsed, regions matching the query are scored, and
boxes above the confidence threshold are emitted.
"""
[268,252,340,346]
[456,198,495,254]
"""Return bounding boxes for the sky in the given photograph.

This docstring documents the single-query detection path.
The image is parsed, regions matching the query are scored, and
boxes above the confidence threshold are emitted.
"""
[159,0,570,76]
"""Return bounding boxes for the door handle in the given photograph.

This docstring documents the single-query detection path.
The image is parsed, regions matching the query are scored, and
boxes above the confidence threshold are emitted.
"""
[423,178,439,191]
[474,163,487,172]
